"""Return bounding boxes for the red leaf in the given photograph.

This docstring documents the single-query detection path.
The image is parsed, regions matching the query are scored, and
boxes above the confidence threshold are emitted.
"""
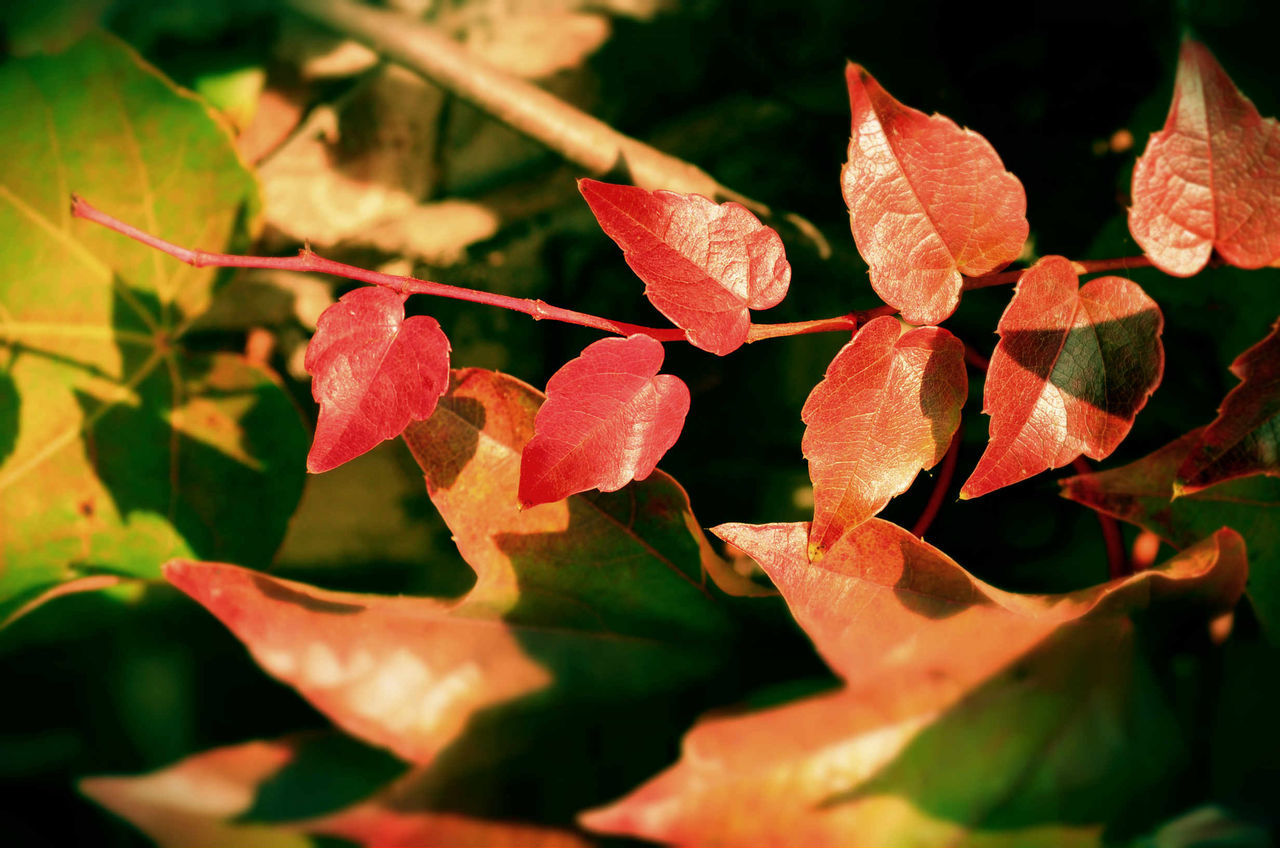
[841,63,1028,325]
[304,286,450,473]
[582,519,1246,846]
[961,256,1164,500]
[518,334,690,508]
[1129,39,1280,275]
[578,179,790,355]
[1177,320,1280,492]
[163,560,552,764]
[801,316,966,559]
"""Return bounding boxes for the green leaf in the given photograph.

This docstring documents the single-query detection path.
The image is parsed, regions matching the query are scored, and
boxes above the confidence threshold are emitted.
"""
[0,32,306,624]
[1061,429,1280,635]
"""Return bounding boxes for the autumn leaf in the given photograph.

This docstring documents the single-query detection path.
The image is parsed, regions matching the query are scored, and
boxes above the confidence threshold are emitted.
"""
[841,63,1027,325]
[518,334,690,508]
[165,368,730,764]
[80,736,591,848]
[1129,39,1280,276]
[582,518,1246,847]
[1062,428,1280,635]
[961,256,1163,499]
[801,316,966,559]
[1176,320,1280,493]
[163,560,554,765]
[404,368,728,634]
[578,179,790,355]
[0,33,306,624]
[304,286,450,473]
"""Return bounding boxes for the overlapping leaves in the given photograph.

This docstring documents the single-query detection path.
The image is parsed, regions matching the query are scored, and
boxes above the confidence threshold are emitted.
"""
[583,518,1247,846]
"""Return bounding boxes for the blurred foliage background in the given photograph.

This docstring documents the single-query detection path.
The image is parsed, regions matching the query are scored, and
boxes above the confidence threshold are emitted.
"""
[2,0,1279,844]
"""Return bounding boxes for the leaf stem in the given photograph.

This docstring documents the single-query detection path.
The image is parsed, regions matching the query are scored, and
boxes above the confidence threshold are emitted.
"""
[1070,456,1130,579]
[961,255,1155,290]
[911,428,961,538]
[71,195,881,345]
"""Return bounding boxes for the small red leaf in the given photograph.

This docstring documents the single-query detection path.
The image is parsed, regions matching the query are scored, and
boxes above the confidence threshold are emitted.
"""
[578,179,790,355]
[1177,320,1280,492]
[961,256,1164,499]
[304,286,450,473]
[841,63,1028,325]
[801,316,966,559]
[518,334,690,508]
[1129,39,1280,275]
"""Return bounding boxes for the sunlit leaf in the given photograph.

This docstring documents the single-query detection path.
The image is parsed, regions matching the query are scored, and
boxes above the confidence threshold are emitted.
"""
[518,334,689,508]
[0,33,306,624]
[802,316,966,559]
[582,519,1246,846]
[579,179,790,355]
[841,62,1027,325]
[304,286,450,473]
[961,256,1163,499]
[1129,39,1280,275]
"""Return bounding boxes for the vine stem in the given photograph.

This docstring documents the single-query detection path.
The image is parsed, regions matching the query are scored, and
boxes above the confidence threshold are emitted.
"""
[1072,457,1130,579]
[961,341,1130,580]
[70,195,881,344]
[910,428,961,538]
[962,255,1155,290]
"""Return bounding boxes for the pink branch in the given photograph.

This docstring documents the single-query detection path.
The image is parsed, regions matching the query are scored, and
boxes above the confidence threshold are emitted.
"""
[961,255,1155,291]
[71,195,880,344]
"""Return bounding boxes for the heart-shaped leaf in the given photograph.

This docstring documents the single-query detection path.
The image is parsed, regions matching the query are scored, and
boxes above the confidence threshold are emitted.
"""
[1176,320,1280,493]
[802,316,966,559]
[961,256,1164,499]
[579,179,790,355]
[1129,39,1280,275]
[0,33,306,624]
[518,334,690,508]
[841,63,1028,325]
[582,519,1246,846]
[304,286,450,473]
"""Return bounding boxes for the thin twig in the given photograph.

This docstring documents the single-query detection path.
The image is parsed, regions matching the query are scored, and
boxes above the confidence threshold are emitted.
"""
[71,195,878,345]
[961,255,1155,291]
[282,0,831,257]
[911,428,961,538]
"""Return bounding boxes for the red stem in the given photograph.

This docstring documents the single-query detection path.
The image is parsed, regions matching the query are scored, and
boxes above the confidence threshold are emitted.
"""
[72,195,883,344]
[961,255,1154,290]
[911,428,961,538]
[1070,456,1129,579]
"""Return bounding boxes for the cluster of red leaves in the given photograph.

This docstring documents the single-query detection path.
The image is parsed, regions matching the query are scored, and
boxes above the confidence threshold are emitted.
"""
[302,37,1277,553]
[85,36,1280,848]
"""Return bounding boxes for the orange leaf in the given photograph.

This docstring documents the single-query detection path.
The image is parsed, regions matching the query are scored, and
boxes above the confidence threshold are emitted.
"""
[1129,39,1280,275]
[802,316,966,559]
[841,63,1027,325]
[962,256,1163,499]
[582,520,1246,846]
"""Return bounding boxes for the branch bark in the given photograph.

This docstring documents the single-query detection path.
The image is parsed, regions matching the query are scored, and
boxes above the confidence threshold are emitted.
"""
[283,0,830,256]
